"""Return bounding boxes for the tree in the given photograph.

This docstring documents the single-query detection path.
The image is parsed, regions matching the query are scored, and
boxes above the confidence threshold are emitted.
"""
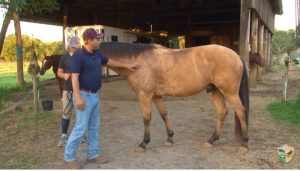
[272,29,298,64]
[0,0,59,54]
[1,34,63,62]
[0,0,13,55]
[45,41,63,55]
[0,0,59,86]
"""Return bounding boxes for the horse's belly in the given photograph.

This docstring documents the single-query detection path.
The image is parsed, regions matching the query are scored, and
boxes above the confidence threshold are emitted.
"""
[155,79,207,97]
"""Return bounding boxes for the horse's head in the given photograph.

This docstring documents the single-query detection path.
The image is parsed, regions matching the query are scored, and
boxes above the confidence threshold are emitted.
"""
[40,55,52,75]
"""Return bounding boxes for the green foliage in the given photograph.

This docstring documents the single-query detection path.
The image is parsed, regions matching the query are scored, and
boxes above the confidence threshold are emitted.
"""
[1,34,63,62]
[272,29,298,56]
[0,0,59,14]
[0,62,55,108]
[267,92,300,127]
[45,41,63,55]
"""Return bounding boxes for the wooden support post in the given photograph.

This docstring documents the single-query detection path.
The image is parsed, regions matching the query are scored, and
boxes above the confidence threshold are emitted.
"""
[267,33,272,70]
[257,22,264,82]
[239,0,251,70]
[32,70,39,113]
[185,12,192,47]
[283,58,289,103]
[13,11,25,86]
[250,11,258,88]
[105,67,109,82]
[63,5,68,55]
[263,29,268,73]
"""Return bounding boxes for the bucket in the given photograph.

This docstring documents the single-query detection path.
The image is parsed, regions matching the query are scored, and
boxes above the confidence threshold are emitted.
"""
[42,100,53,111]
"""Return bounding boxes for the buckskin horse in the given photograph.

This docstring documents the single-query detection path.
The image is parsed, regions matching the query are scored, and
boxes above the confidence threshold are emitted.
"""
[99,42,249,154]
[40,54,64,98]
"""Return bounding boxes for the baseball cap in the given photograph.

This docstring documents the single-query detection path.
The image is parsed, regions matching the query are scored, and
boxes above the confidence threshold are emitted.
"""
[82,28,104,41]
[69,36,81,48]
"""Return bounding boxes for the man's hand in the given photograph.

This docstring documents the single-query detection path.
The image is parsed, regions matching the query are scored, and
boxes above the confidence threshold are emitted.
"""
[76,96,85,110]
[64,73,71,80]
[126,63,140,71]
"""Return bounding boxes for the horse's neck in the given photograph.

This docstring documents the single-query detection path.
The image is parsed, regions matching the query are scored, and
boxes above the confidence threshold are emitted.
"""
[52,56,61,71]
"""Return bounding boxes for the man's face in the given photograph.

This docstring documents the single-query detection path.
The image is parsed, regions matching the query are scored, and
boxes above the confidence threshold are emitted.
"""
[70,47,77,53]
[89,38,101,50]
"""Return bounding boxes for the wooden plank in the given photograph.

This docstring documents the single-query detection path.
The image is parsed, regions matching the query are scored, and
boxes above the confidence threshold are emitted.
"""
[32,74,39,113]
[63,5,68,55]
[185,12,192,47]
[248,0,276,32]
[250,10,258,88]
[239,0,251,69]
[257,22,264,82]
[267,32,272,70]
[263,28,269,73]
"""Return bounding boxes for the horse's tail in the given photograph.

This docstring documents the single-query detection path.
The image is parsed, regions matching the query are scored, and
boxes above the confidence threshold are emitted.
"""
[235,61,249,141]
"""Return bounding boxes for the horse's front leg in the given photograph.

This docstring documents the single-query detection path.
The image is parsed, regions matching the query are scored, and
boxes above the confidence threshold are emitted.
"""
[135,92,153,153]
[153,96,174,147]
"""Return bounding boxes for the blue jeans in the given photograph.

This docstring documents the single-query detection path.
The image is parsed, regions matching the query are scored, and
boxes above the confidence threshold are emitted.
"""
[64,91,100,161]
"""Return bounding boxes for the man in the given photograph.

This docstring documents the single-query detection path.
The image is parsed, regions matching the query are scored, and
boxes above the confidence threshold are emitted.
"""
[57,36,81,147]
[64,28,139,169]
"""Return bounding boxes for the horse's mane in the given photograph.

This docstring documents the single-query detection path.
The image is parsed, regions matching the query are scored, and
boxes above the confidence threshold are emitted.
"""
[98,42,160,58]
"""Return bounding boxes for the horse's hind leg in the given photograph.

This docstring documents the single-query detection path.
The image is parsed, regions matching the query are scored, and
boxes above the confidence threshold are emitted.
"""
[135,92,153,153]
[226,94,249,154]
[204,89,228,148]
[153,96,174,147]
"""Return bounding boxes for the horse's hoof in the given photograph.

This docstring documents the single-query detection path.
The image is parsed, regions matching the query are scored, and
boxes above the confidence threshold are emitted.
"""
[203,142,213,148]
[163,141,173,147]
[239,146,249,154]
[134,146,146,153]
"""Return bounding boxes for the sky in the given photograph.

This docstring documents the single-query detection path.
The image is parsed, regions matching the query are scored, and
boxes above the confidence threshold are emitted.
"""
[274,0,296,31]
[0,0,297,42]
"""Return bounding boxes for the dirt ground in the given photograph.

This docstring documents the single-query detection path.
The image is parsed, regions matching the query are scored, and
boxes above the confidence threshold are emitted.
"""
[1,66,300,169]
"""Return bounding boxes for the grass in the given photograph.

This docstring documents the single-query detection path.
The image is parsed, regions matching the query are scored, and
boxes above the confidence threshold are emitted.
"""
[270,64,284,71]
[267,91,300,127]
[0,110,62,169]
[0,62,55,108]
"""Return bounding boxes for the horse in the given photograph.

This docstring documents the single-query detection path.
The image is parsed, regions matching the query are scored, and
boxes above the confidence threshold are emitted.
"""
[40,54,64,98]
[249,52,264,67]
[99,42,249,154]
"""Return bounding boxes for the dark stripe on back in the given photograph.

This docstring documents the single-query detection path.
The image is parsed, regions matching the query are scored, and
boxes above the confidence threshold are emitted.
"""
[98,42,158,59]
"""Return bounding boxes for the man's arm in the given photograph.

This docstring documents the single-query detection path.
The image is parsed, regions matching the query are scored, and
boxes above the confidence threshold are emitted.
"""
[57,56,65,79]
[71,73,85,110]
[58,68,71,80]
[106,58,140,71]
[57,68,65,79]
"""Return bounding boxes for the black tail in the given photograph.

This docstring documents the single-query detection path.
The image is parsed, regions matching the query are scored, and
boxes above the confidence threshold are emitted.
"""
[235,61,249,141]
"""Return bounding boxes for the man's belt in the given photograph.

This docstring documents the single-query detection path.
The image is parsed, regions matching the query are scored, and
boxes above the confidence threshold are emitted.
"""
[80,89,98,94]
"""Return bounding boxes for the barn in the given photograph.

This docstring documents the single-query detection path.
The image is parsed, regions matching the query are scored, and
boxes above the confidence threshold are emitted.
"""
[20,0,283,87]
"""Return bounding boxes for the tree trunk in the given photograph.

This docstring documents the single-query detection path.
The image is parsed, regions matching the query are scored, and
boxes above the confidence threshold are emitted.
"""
[0,10,12,55]
[277,51,280,64]
[13,11,25,87]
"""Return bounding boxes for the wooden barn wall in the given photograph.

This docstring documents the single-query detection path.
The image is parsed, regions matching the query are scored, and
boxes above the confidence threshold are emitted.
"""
[248,0,275,32]
[189,23,240,51]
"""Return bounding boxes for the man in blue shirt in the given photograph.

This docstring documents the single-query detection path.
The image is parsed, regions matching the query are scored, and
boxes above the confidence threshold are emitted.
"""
[64,28,139,169]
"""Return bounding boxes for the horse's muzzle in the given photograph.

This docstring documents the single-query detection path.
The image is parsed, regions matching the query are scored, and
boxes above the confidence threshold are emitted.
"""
[40,70,45,75]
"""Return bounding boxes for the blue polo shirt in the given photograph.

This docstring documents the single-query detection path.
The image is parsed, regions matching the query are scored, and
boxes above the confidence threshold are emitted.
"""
[71,47,109,92]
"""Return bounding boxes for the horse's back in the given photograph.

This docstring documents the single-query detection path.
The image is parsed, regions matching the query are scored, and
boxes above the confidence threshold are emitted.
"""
[149,45,243,96]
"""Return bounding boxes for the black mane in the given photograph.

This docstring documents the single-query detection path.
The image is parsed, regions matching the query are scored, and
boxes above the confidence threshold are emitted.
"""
[98,42,158,58]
